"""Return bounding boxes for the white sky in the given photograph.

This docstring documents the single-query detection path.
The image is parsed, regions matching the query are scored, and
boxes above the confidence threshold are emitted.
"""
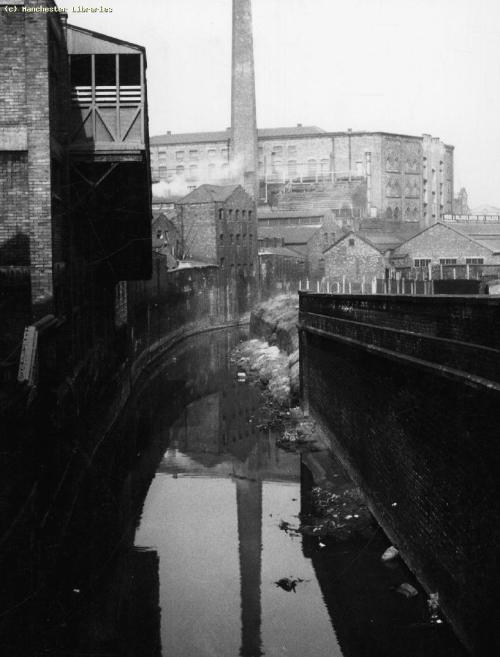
[68,0,500,207]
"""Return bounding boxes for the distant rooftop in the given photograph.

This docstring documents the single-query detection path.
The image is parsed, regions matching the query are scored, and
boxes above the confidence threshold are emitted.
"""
[175,184,241,204]
[258,209,328,220]
[258,225,320,244]
[151,126,326,145]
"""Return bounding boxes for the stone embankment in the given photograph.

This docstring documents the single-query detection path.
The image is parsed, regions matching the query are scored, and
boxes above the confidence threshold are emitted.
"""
[247,294,300,398]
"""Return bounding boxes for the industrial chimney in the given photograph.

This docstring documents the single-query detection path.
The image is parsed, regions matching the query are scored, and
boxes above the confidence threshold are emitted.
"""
[231,0,258,200]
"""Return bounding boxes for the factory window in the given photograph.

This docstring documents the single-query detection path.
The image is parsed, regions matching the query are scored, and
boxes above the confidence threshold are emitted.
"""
[272,159,282,174]
[465,258,484,265]
[208,163,216,179]
[320,159,330,176]
[70,54,92,86]
[189,150,199,161]
[439,258,457,265]
[175,165,185,176]
[288,160,297,177]
[176,151,184,161]
[221,148,229,158]
[159,166,167,180]
[414,259,431,267]
[208,149,217,160]
[94,54,115,86]
[288,145,297,157]
[273,145,283,156]
[189,164,198,180]
[307,159,317,177]
[221,163,229,178]
[119,54,141,85]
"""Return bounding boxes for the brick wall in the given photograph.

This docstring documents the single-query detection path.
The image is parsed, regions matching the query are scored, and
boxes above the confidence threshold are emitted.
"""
[299,293,500,655]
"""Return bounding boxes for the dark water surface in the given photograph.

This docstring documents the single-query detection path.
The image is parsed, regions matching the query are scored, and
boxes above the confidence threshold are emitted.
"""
[0,328,469,656]
[124,329,467,657]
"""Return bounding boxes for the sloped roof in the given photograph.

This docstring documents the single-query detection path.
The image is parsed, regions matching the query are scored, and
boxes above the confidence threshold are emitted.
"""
[393,221,499,254]
[446,222,500,238]
[151,126,326,145]
[175,184,241,204]
[258,209,327,220]
[323,231,384,255]
[357,230,408,251]
[258,225,320,244]
[259,246,306,259]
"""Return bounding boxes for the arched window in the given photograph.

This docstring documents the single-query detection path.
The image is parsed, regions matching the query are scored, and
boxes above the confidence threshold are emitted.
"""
[385,206,393,219]
[394,206,400,220]
[175,165,185,177]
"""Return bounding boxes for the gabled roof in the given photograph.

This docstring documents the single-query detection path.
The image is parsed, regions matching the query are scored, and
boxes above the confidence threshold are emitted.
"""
[175,184,241,204]
[394,221,499,254]
[258,225,320,244]
[445,222,500,238]
[357,230,408,251]
[323,231,384,255]
[151,126,326,146]
[66,24,145,55]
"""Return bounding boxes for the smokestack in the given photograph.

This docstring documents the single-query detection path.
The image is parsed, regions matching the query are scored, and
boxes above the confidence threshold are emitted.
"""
[231,0,258,200]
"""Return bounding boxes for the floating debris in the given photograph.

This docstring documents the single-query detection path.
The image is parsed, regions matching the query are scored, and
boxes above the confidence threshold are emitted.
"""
[428,592,443,624]
[394,582,418,598]
[381,545,399,562]
[274,577,304,593]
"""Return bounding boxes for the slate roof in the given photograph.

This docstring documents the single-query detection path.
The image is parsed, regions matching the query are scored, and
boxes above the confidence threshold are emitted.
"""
[151,126,326,145]
[258,225,320,244]
[258,246,306,259]
[175,184,241,204]
[258,209,328,220]
[323,231,384,255]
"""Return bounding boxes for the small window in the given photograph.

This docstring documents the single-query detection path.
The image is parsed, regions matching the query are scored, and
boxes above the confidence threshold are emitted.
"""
[220,233,224,244]
[208,149,217,161]
[219,209,224,221]
[465,258,484,265]
[242,210,246,220]
[248,211,253,222]
[175,165,184,176]
[348,238,355,246]
[414,258,431,267]
[189,150,198,161]
[221,148,229,158]
[228,209,233,221]
[220,257,225,268]
[439,258,457,265]
[288,145,297,157]
[176,151,184,161]
[230,234,234,244]
[236,234,241,244]
[235,210,240,220]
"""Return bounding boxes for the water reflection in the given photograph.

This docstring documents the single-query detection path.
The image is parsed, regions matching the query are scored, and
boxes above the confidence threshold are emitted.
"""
[0,328,467,656]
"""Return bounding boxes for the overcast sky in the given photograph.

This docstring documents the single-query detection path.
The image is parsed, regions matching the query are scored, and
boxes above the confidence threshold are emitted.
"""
[69,0,500,207]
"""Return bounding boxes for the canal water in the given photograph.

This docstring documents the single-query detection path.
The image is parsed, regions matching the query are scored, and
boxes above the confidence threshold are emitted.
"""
[117,328,467,657]
[0,327,468,656]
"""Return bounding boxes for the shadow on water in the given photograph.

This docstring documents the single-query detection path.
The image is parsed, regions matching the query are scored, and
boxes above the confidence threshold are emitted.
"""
[0,328,469,656]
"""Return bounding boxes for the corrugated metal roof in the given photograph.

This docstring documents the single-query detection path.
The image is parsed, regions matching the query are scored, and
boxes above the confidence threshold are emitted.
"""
[175,184,241,204]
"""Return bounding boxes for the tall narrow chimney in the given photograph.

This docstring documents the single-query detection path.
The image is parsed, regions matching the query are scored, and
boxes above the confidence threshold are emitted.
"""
[231,0,258,200]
